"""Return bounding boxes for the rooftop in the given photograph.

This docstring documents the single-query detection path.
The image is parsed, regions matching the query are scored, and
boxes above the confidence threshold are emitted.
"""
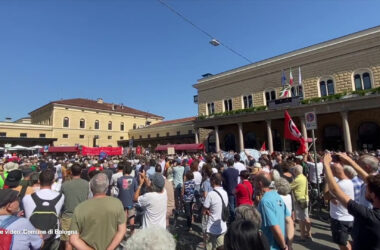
[145,116,196,128]
[29,98,164,119]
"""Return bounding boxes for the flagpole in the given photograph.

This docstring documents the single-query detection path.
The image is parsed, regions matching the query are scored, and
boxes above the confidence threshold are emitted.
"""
[312,129,320,198]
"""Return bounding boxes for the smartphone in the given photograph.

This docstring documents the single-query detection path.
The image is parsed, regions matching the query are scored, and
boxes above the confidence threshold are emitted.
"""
[332,155,340,162]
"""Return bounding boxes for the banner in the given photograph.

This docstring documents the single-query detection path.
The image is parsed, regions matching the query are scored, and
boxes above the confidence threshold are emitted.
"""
[82,146,123,156]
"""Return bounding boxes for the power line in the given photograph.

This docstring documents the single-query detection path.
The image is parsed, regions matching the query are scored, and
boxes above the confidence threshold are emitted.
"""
[157,0,252,64]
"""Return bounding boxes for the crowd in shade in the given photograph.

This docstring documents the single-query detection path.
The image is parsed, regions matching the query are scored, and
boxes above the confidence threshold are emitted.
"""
[0,148,380,250]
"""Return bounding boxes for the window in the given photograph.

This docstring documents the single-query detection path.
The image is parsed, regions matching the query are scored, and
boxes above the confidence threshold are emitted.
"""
[63,117,69,128]
[79,135,85,139]
[20,133,27,138]
[108,121,112,130]
[94,120,99,130]
[188,130,193,135]
[133,123,137,130]
[243,95,253,109]
[139,135,142,139]
[120,136,124,140]
[319,79,335,96]
[146,121,151,126]
[63,134,69,138]
[224,99,233,112]
[265,89,276,104]
[39,133,46,138]
[207,102,215,115]
[108,136,112,140]
[147,134,151,138]
[80,119,85,129]
[166,132,170,137]
[156,133,160,137]
[354,71,372,90]
[177,131,180,136]
[0,132,6,137]
[120,122,124,131]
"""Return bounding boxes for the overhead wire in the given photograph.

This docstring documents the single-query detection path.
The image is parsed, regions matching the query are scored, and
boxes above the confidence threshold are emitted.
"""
[157,0,252,64]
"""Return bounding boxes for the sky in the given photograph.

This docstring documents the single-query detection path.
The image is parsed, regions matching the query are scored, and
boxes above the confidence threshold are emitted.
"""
[1,0,380,121]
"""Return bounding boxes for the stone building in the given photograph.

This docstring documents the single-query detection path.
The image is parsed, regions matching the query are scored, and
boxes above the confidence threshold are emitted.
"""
[193,26,380,153]
[0,98,163,147]
[119,117,196,150]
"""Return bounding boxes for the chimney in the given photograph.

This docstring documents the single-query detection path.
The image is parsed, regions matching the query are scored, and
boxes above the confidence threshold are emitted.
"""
[112,104,115,111]
[97,98,104,104]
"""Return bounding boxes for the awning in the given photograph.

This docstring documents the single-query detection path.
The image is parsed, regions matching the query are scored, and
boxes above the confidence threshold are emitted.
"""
[155,143,204,151]
[42,146,79,153]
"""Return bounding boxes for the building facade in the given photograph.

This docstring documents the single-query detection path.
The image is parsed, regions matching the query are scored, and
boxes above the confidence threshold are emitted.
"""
[0,98,163,147]
[193,26,380,153]
[119,117,196,150]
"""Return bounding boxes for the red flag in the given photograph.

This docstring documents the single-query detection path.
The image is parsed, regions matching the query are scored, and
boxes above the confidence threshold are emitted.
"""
[296,138,308,155]
[284,110,302,141]
[260,142,266,151]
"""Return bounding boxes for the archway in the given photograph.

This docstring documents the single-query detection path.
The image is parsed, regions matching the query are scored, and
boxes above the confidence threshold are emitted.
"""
[207,133,216,153]
[244,132,257,149]
[358,122,380,150]
[322,125,344,151]
[223,133,236,151]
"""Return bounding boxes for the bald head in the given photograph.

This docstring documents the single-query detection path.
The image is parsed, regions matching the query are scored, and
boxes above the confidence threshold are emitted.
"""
[254,172,272,188]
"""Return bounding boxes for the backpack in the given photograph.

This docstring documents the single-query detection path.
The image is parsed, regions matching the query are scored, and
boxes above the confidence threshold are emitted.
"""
[214,190,229,222]
[29,193,62,234]
[0,216,19,250]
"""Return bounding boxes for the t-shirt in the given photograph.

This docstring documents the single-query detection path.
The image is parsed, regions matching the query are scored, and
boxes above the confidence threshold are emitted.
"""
[193,171,202,186]
[258,190,291,250]
[138,189,167,229]
[204,186,228,235]
[146,166,156,179]
[183,180,195,203]
[280,194,293,213]
[347,200,380,250]
[172,166,185,188]
[222,167,239,195]
[70,196,125,250]
[330,179,354,221]
[233,162,246,183]
[22,189,65,239]
[307,162,324,184]
[117,176,138,209]
[290,174,308,201]
[200,178,213,204]
[0,215,43,250]
[61,178,90,216]
[235,180,254,206]
[110,172,123,186]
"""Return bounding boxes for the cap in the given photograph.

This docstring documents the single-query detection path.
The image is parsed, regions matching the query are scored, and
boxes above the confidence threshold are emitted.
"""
[151,173,165,189]
[253,162,262,169]
[5,170,22,187]
[4,162,19,172]
[0,189,19,208]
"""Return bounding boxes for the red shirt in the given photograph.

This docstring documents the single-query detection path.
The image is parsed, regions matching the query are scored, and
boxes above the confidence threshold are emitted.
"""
[235,180,254,206]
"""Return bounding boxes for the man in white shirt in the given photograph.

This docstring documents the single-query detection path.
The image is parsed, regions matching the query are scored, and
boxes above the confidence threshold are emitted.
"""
[233,154,246,183]
[134,171,167,229]
[23,168,65,248]
[203,173,228,250]
[111,162,125,186]
[326,162,354,250]
[304,154,324,188]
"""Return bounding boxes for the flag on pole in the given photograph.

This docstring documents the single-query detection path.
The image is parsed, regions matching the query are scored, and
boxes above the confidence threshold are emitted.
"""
[289,68,294,86]
[284,110,302,141]
[279,86,291,98]
[260,142,266,151]
[298,66,302,86]
[281,70,286,87]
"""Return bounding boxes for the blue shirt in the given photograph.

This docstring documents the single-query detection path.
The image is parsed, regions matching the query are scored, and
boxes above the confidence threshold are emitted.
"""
[258,190,291,250]
[117,176,138,209]
[222,167,239,195]
[352,176,364,202]
[146,166,156,179]
[183,180,195,202]
[359,182,373,209]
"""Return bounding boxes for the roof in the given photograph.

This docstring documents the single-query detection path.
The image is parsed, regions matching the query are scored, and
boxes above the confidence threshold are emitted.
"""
[194,25,380,87]
[30,98,164,119]
[146,117,196,128]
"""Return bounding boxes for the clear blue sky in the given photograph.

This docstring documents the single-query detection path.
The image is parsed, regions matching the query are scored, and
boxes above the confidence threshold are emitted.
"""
[1,0,380,121]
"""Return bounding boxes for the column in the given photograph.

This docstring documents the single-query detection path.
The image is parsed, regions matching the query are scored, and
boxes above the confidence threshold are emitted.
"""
[341,111,353,153]
[266,120,274,153]
[300,116,309,149]
[194,128,199,144]
[238,123,244,152]
[215,126,220,153]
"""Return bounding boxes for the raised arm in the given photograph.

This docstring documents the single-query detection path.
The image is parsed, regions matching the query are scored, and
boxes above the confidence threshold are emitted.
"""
[322,153,351,207]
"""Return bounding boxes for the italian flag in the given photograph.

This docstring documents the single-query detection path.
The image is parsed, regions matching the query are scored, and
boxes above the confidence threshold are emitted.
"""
[289,68,294,86]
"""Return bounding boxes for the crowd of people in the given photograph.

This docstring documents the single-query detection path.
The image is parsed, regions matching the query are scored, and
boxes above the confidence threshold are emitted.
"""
[0,148,379,250]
